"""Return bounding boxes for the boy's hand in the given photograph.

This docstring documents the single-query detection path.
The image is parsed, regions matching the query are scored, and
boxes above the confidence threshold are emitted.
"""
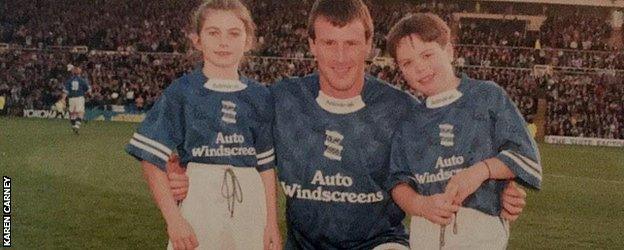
[446,163,489,205]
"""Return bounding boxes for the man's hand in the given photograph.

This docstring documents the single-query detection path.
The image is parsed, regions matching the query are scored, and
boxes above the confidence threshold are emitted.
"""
[167,154,189,202]
[501,181,527,222]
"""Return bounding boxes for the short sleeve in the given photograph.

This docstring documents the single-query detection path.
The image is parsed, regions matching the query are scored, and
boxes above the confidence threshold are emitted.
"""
[491,86,542,189]
[125,84,185,171]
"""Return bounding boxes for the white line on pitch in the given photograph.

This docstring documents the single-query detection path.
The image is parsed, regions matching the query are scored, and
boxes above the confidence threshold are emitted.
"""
[545,174,624,184]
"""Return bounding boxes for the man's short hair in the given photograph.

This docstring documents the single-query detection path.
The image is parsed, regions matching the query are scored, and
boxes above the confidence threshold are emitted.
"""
[386,13,451,60]
[307,0,374,41]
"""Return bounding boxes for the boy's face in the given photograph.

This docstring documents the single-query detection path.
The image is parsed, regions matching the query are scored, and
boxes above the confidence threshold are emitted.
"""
[191,10,251,70]
[309,16,371,98]
[395,34,455,96]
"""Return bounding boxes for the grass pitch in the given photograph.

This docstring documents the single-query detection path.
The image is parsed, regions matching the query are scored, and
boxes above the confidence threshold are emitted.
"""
[1,117,623,249]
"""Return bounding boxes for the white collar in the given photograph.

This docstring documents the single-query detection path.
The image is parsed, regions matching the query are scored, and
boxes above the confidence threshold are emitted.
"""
[426,88,463,108]
[204,78,247,92]
[316,91,366,114]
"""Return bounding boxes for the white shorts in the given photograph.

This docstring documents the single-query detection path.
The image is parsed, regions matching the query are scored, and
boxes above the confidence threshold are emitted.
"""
[167,163,267,250]
[409,207,509,250]
[68,96,85,113]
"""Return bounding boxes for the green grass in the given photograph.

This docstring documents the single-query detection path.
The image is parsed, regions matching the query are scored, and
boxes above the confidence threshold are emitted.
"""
[1,117,623,249]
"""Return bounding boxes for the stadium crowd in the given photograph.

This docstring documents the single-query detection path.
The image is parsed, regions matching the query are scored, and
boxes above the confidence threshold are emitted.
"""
[458,9,614,51]
[1,0,194,52]
[3,0,620,54]
[455,45,624,70]
[545,73,623,139]
[1,0,622,139]
[0,50,318,113]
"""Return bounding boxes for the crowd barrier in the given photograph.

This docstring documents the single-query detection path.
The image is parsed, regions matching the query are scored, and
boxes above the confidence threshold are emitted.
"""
[22,107,145,123]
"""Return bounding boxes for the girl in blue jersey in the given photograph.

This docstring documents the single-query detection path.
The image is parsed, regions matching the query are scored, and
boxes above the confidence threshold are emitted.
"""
[385,13,542,249]
[125,1,281,249]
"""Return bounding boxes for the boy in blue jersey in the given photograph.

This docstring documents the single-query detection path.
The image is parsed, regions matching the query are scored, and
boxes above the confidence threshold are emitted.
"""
[125,1,281,249]
[386,13,542,249]
[167,1,529,249]
[62,66,91,134]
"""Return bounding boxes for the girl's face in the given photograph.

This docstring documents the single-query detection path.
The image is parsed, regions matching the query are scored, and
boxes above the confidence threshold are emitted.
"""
[395,34,456,96]
[191,10,251,70]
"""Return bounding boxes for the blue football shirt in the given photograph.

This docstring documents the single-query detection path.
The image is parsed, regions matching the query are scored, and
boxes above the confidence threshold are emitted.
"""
[271,73,418,249]
[388,74,542,216]
[125,68,275,172]
[63,76,91,98]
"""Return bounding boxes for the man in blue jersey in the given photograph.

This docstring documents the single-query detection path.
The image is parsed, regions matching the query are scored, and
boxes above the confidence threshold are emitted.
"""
[166,0,528,248]
[62,65,91,134]
[268,1,413,248]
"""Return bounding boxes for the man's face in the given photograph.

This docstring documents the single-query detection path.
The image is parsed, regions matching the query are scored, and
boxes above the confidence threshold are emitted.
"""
[395,34,455,96]
[309,16,371,98]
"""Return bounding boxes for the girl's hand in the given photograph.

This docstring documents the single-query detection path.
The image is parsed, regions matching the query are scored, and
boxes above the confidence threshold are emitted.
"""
[167,215,199,250]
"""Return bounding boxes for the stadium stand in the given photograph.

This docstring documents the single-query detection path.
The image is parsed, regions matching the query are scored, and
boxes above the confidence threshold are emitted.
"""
[1,0,622,139]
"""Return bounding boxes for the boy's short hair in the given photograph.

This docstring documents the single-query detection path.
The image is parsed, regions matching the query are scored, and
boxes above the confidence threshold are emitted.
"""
[307,0,374,41]
[386,13,451,60]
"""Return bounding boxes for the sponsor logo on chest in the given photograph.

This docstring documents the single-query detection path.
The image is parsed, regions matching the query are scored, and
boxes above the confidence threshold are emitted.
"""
[435,155,465,169]
[280,170,385,204]
[191,132,255,157]
[411,155,467,184]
